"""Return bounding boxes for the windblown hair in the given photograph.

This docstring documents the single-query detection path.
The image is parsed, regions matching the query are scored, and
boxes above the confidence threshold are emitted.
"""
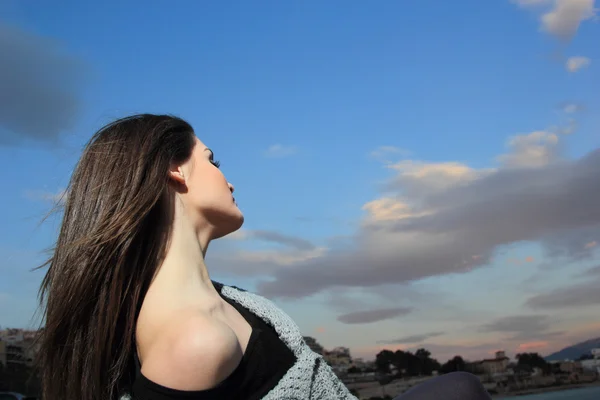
[35,114,196,400]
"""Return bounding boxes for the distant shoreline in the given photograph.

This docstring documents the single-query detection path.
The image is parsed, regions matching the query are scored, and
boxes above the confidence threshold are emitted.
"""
[492,381,600,398]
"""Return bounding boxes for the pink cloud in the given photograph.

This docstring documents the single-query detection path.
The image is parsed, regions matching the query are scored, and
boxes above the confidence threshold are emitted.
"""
[517,341,549,351]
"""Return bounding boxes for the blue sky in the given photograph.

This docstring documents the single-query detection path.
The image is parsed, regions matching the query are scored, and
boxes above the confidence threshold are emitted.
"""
[1,0,599,362]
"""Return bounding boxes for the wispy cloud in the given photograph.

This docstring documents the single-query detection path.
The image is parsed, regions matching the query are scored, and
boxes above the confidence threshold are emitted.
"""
[230,229,316,251]
[561,102,586,113]
[369,146,410,163]
[517,341,551,351]
[209,229,326,276]
[481,315,552,335]
[549,118,578,135]
[263,144,297,158]
[512,0,552,7]
[581,265,600,276]
[566,56,591,72]
[0,22,87,145]
[378,332,445,345]
[526,278,600,309]
[337,307,412,324]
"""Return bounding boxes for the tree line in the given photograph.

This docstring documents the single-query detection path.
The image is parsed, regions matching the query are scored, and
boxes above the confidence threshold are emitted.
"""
[375,348,462,377]
[373,348,555,377]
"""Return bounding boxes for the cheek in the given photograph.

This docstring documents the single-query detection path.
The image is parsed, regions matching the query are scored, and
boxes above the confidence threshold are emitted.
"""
[190,168,227,204]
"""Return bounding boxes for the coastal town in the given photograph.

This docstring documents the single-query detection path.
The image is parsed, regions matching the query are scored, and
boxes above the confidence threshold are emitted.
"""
[306,337,600,399]
[2,328,599,399]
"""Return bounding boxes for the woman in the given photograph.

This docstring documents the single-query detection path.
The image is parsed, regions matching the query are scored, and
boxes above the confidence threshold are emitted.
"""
[36,114,491,400]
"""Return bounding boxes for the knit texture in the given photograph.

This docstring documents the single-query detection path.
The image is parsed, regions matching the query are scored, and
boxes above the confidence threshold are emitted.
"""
[121,284,358,400]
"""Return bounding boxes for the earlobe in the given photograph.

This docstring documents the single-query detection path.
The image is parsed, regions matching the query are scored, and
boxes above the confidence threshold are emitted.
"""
[168,167,186,185]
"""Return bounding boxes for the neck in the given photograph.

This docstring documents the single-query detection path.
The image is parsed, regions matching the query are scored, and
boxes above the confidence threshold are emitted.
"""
[153,199,219,300]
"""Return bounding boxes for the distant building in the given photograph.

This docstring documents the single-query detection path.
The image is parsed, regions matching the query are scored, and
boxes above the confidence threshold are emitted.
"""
[0,328,41,367]
[557,361,582,374]
[581,348,600,373]
[0,328,40,344]
[471,351,510,375]
[351,357,375,371]
[324,346,352,374]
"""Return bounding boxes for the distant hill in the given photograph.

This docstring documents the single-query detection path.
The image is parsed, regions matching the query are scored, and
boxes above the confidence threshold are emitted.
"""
[545,337,600,361]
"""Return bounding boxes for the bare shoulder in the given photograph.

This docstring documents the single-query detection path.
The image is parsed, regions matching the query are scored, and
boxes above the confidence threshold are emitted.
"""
[140,309,243,390]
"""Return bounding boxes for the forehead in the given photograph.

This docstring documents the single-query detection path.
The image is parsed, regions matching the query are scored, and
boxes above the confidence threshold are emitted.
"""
[195,136,207,149]
[194,137,211,154]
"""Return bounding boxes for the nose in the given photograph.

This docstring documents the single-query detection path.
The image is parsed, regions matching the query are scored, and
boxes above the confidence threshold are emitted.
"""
[228,182,235,193]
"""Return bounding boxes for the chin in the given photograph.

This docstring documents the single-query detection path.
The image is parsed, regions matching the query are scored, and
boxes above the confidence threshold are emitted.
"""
[213,210,244,239]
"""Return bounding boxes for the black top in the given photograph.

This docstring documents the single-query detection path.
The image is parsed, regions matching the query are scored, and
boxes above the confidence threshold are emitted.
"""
[131,284,296,400]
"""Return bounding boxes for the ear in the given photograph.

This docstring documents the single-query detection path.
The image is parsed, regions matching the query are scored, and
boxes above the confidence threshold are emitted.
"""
[168,164,186,186]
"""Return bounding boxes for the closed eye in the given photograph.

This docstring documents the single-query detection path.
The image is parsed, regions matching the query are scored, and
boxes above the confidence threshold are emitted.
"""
[205,148,221,168]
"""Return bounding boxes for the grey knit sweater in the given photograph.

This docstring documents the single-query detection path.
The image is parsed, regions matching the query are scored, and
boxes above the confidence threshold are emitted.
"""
[121,283,358,400]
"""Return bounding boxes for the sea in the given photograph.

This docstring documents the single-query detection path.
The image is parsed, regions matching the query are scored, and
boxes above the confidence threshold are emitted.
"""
[497,385,600,399]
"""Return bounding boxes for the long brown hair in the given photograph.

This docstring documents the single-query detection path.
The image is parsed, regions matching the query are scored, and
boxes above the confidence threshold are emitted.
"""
[35,114,196,400]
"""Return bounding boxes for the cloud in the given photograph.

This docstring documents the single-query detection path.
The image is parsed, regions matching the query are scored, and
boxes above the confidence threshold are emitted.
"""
[512,0,552,6]
[566,56,591,72]
[582,265,600,276]
[319,283,427,316]
[525,278,600,309]
[481,315,552,335]
[336,307,412,324]
[513,0,597,39]
[0,22,87,145]
[384,160,486,198]
[541,0,596,39]
[480,315,567,343]
[211,246,327,276]
[497,131,560,168]
[361,198,430,224]
[369,146,410,163]
[254,125,600,299]
[263,144,297,158]
[550,118,578,135]
[561,102,585,114]
[210,229,327,276]
[377,332,445,345]
[244,229,316,251]
[512,0,596,40]
[541,224,600,260]
[517,341,550,351]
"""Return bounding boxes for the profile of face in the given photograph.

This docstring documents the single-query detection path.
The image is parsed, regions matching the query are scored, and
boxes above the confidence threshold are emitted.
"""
[170,137,244,240]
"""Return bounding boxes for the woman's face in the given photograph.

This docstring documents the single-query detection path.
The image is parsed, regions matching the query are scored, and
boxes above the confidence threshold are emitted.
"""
[176,137,244,240]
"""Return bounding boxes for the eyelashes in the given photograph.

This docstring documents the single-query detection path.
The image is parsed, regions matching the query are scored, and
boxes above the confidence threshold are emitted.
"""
[208,150,220,168]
